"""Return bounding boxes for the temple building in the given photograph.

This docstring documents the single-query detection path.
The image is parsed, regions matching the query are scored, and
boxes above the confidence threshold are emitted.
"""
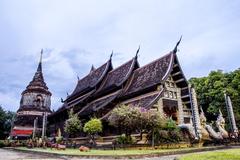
[12,50,52,138]
[48,38,202,138]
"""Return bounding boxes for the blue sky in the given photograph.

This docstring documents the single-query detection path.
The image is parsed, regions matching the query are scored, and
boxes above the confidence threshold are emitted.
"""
[0,0,239,111]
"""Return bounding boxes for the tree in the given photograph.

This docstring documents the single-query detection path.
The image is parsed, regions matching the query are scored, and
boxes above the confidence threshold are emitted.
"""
[0,105,15,139]
[83,118,102,145]
[64,109,82,137]
[142,109,166,146]
[189,68,240,129]
[108,105,167,146]
[0,106,6,139]
[108,104,141,136]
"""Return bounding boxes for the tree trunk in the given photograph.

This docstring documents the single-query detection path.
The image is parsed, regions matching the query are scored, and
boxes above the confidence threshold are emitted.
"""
[152,130,154,148]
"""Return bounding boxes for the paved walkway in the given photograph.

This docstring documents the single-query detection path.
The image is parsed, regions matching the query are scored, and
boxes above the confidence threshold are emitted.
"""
[0,148,65,160]
[0,148,178,160]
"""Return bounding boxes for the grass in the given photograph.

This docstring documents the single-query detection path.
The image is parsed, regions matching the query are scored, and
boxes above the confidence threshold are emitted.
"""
[179,148,240,160]
[16,147,200,156]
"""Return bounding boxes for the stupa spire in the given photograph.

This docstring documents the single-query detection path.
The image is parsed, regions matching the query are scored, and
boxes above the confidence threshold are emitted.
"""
[25,49,49,91]
[37,49,43,72]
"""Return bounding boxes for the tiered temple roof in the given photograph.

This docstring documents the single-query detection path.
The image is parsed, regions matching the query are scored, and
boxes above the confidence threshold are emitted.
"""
[121,52,174,98]
[94,56,139,97]
[79,90,121,117]
[122,88,165,109]
[51,38,191,120]
[77,55,139,116]
[66,58,113,106]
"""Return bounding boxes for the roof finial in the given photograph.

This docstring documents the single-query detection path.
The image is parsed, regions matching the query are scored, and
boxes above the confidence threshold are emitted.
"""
[61,98,64,103]
[173,36,182,53]
[77,75,80,80]
[90,64,96,73]
[110,50,113,60]
[135,45,140,57]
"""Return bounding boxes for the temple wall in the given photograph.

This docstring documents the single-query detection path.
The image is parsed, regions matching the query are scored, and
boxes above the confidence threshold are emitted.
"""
[153,76,192,125]
[182,103,192,124]
[177,88,184,124]
[21,92,51,108]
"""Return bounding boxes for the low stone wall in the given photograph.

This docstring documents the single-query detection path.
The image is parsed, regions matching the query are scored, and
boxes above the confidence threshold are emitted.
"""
[113,142,191,150]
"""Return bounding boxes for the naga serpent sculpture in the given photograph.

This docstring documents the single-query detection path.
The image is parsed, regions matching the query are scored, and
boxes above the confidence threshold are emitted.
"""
[216,110,229,139]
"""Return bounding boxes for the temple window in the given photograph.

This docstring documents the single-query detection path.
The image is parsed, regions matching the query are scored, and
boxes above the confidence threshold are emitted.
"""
[174,92,177,99]
[166,81,170,87]
[35,95,43,108]
[164,91,169,97]
[152,104,158,111]
[184,117,191,123]
[169,91,173,98]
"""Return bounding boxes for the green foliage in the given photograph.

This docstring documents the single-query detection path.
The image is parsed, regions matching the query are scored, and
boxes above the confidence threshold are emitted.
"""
[169,130,182,142]
[0,140,5,148]
[64,109,82,137]
[56,136,63,144]
[0,106,5,138]
[83,118,102,146]
[147,129,182,144]
[165,118,177,131]
[83,118,102,135]
[116,134,136,145]
[108,105,167,139]
[108,104,141,136]
[0,105,16,139]
[189,69,240,129]
[146,117,182,145]
[142,109,166,131]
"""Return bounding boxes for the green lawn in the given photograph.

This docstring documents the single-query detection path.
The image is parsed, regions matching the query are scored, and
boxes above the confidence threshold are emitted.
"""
[179,148,240,160]
[17,147,198,156]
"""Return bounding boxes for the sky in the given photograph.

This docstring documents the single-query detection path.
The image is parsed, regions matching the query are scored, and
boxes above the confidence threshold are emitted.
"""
[0,0,239,111]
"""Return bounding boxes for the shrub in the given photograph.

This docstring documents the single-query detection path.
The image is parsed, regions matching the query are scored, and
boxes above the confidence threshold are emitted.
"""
[147,129,182,144]
[83,118,102,146]
[83,118,102,135]
[3,140,11,147]
[165,118,177,131]
[108,105,141,136]
[0,141,5,148]
[116,134,136,145]
[147,130,168,144]
[169,130,182,143]
[64,109,82,137]
[56,136,63,144]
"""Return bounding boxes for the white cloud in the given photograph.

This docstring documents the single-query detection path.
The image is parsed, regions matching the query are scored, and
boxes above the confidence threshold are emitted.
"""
[0,91,19,111]
[0,0,239,111]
